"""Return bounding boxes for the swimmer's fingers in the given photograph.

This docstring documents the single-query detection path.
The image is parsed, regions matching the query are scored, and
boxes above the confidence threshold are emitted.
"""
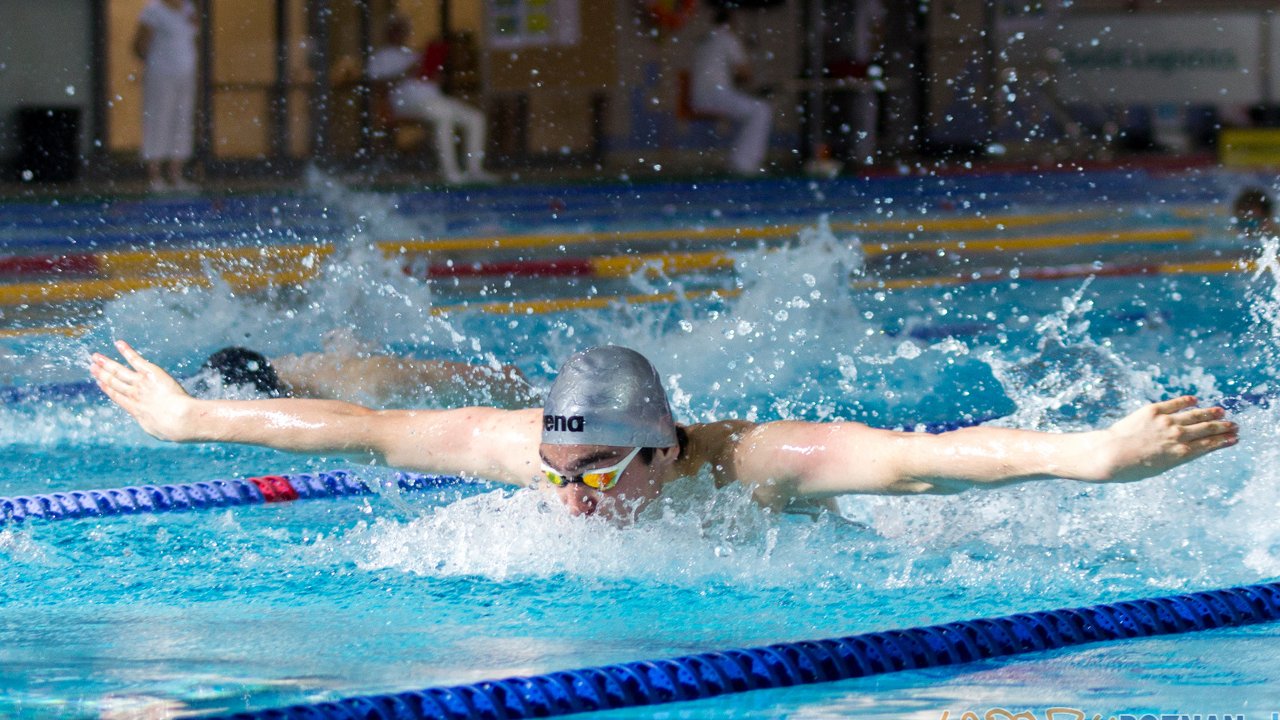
[115,340,162,375]
[93,343,191,420]
[1152,395,1198,415]
[111,340,188,392]
[1171,405,1225,425]
[91,358,142,411]
[90,353,140,392]
[92,345,193,442]
[96,372,140,410]
[1182,432,1239,458]
[1177,419,1238,443]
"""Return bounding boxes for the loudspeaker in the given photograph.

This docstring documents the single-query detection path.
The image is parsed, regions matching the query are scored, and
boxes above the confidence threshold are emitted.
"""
[14,107,81,183]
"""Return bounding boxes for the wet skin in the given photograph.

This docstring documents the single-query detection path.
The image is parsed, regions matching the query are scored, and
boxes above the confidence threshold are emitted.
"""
[90,341,1241,521]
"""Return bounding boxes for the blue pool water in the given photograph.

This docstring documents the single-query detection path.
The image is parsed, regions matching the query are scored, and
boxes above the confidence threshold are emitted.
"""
[3,169,1280,718]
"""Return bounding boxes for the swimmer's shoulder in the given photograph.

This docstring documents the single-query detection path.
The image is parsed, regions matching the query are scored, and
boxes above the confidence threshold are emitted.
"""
[680,419,756,486]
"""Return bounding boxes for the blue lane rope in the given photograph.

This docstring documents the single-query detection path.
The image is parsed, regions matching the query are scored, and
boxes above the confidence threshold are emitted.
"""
[0,379,103,405]
[201,580,1280,720]
[0,471,463,526]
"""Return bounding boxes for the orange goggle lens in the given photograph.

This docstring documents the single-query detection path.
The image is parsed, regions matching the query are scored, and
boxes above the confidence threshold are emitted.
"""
[540,447,641,492]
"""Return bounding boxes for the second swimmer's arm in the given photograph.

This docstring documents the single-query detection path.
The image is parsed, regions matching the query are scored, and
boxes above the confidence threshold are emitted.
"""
[91,340,540,484]
[270,352,536,408]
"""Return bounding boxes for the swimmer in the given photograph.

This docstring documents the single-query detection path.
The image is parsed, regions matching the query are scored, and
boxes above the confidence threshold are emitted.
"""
[1232,187,1276,237]
[91,342,1238,520]
[192,345,535,408]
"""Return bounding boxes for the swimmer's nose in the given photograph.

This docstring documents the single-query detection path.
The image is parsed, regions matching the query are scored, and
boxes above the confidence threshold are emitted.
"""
[559,486,598,517]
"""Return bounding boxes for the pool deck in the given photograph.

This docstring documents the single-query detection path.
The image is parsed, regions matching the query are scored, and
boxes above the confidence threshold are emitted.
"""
[0,151,1220,201]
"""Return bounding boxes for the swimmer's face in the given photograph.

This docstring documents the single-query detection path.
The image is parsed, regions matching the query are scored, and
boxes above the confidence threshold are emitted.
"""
[537,443,676,519]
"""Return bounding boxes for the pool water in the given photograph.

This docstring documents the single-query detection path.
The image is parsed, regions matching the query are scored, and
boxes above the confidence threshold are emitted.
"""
[3,169,1280,719]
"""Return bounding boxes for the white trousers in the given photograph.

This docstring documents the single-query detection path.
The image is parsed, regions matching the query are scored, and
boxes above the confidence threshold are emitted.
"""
[142,72,195,161]
[690,87,772,174]
[392,81,487,180]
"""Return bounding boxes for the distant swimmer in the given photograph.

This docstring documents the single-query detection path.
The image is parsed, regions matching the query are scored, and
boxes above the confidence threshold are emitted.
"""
[91,343,1238,521]
[191,345,535,408]
[1233,187,1277,238]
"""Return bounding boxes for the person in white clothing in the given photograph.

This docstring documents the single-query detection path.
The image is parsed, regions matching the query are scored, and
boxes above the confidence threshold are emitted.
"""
[367,17,493,184]
[689,8,772,175]
[133,0,198,192]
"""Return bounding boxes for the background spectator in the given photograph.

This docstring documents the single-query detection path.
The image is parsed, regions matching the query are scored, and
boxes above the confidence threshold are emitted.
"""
[133,0,198,192]
[367,16,494,184]
[689,7,772,175]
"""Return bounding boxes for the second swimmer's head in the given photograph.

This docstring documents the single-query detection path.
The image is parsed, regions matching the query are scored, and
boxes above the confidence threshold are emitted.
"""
[196,347,289,398]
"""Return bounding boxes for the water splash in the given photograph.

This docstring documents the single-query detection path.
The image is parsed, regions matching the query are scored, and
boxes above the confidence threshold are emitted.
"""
[561,216,873,423]
[328,479,890,589]
[0,200,1271,599]
[982,279,1202,429]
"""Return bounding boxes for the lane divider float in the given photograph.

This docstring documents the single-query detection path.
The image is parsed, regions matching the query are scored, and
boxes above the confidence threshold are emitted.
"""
[0,470,461,526]
[203,581,1280,719]
[0,222,1216,310]
[858,258,1255,291]
[0,219,1200,289]
[405,228,1203,282]
[0,268,321,307]
[0,252,1259,342]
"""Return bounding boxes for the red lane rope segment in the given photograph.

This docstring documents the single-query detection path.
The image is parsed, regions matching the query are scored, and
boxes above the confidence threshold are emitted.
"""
[249,475,300,503]
[0,254,101,276]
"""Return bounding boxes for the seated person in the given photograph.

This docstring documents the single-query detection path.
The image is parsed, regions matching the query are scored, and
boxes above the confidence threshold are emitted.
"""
[689,8,772,175]
[367,15,494,184]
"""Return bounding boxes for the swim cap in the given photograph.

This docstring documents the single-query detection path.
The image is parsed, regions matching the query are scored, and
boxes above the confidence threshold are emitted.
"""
[198,347,289,398]
[542,346,677,448]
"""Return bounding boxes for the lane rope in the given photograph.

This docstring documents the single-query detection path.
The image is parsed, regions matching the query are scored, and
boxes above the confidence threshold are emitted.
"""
[0,209,1121,280]
[200,581,1280,719]
[0,252,1253,338]
[0,470,460,526]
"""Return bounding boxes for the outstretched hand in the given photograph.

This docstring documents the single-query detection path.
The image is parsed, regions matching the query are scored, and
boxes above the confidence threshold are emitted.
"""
[1096,396,1237,483]
[90,340,195,442]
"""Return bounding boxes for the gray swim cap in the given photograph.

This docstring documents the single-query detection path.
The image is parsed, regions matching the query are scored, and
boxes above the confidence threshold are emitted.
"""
[542,346,678,448]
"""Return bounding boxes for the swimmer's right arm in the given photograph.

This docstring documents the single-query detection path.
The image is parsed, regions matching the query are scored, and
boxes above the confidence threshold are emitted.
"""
[91,341,541,486]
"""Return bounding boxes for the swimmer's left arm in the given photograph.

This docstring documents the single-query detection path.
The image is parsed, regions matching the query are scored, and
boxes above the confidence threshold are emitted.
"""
[731,397,1238,501]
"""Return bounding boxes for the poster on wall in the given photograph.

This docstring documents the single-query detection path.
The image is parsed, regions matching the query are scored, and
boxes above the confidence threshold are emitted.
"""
[1034,12,1264,105]
[487,0,580,49]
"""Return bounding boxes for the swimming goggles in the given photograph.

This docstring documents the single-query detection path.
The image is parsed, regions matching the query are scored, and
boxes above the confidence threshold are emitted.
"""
[540,446,642,491]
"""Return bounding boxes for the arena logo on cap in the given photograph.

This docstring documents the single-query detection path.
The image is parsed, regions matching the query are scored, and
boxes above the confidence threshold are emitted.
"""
[544,414,586,432]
